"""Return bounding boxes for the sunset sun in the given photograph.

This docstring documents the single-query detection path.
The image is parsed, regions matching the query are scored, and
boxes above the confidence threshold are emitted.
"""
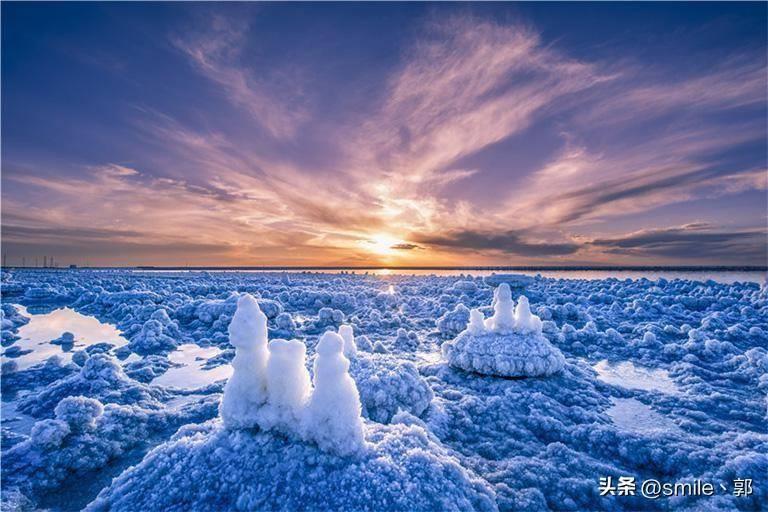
[362,234,406,257]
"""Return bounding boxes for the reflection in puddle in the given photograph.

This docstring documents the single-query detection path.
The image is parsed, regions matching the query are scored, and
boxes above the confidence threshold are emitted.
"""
[152,344,232,389]
[593,360,678,394]
[1,398,37,437]
[607,398,680,434]
[2,305,128,370]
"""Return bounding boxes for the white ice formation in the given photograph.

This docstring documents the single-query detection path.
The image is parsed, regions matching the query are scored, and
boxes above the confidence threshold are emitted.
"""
[219,294,269,429]
[261,338,311,432]
[302,331,365,456]
[338,324,358,358]
[219,294,366,456]
[338,324,433,424]
[442,284,565,377]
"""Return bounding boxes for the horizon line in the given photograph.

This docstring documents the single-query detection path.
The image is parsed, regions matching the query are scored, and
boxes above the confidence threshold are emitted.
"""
[5,265,767,272]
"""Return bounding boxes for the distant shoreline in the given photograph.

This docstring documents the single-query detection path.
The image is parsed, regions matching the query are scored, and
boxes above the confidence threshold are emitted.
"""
[4,265,766,272]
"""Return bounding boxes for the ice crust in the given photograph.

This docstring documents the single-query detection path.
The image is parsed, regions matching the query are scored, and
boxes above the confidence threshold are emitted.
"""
[442,284,565,377]
[1,269,767,511]
[85,420,498,512]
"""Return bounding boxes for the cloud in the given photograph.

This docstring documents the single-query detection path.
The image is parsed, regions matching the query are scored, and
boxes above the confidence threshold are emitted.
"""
[590,224,767,262]
[543,164,765,226]
[173,15,308,139]
[582,57,766,127]
[2,224,145,242]
[162,13,767,263]
[96,164,141,177]
[414,230,579,257]
[390,243,421,250]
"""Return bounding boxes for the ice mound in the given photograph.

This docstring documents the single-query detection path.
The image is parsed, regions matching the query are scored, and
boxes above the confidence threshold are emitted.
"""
[3,393,221,505]
[351,353,434,423]
[338,323,357,358]
[123,354,177,383]
[85,421,498,512]
[16,353,166,418]
[128,309,179,354]
[437,303,471,339]
[260,338,311,432]
[442,284,565,377]
[1,303,29,343]
[50,332,75,346]
[305,306,346,333]
[1,356,78,396]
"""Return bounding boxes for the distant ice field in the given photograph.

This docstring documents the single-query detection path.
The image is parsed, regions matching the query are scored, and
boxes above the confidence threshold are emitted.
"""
[130,268,766,284]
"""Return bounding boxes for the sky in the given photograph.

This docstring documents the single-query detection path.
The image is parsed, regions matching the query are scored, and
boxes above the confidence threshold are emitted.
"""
[2,2,766,267]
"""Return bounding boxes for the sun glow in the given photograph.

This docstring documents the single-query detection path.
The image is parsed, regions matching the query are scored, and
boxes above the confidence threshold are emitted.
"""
[362,234,404,256]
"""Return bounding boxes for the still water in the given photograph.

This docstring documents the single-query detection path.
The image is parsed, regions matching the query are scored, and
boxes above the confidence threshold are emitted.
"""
[2,305,128,370]
[593,359,679,394]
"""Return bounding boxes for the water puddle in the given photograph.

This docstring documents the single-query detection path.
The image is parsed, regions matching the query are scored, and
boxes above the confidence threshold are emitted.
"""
[152,344,232,389]
[1,399,36,436]
[593,360,679,394]
[607,398,681,434]
[2,305,128,370]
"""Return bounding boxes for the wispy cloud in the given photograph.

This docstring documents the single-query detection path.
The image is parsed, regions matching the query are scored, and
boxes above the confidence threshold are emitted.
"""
[350,16,610,188]
[173,15,308,139]
[504,122,766,228]
[582,57,766,127]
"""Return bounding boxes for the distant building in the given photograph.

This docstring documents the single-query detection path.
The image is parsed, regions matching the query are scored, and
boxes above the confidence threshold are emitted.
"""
[69,264,78,269]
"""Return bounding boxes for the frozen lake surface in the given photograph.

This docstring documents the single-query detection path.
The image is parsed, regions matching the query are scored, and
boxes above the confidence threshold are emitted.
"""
[1,269,766,511]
